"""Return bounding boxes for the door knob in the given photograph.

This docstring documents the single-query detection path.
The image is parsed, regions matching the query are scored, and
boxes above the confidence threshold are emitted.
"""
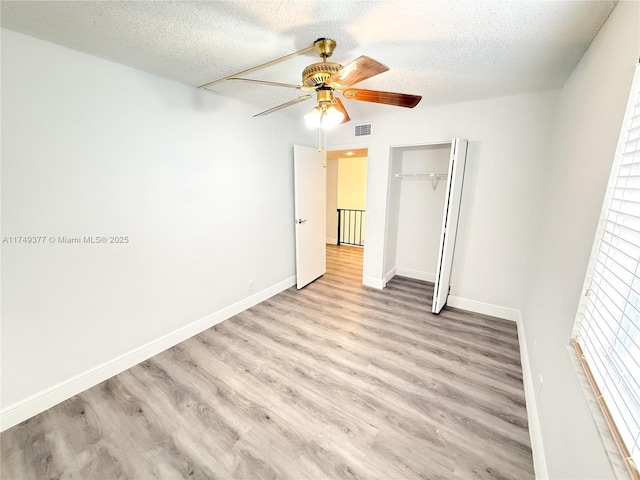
[296,218,308,224]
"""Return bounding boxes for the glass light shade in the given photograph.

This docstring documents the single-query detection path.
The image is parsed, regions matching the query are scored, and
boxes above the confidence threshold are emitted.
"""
[304,107,322,129]
[321,106,344,129]
[304,105,344,130]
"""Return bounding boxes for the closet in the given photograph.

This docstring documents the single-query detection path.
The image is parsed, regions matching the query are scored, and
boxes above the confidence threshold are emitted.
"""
[383,139,468,313]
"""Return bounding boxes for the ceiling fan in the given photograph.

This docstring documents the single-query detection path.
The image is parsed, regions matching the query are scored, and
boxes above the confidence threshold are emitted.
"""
[199,38,422,129]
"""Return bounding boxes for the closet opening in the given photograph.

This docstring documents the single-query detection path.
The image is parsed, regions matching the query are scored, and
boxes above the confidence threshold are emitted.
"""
[383,139,468,313]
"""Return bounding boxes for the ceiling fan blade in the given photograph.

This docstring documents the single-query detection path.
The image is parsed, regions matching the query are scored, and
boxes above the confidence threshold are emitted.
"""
[227,78,304,90]
[198,43,315,89]
[342,88,422,108]
[253,94,313,117]
[333,98,351,124]
[326,56,389,88]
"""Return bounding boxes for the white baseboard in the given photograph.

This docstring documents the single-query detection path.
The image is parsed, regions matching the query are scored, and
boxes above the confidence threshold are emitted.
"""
[0,276,296,432]
[446,295,520,322]
[395,267,436,283]
[363,276,385,289]
[366,267,435,288]
[515,313,549,479]
[383,267,396,287]
[326,237,337,245]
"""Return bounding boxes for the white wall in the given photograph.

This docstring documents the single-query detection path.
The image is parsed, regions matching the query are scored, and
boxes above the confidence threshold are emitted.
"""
[337,156,367,210]
[521,2,640,478]
[329,90,558,313]
[1,29,310,425]
[394,145,449,282]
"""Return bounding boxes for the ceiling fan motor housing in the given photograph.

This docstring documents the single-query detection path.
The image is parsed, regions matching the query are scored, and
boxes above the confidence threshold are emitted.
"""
[302,62,342,88]
[316,86,334,106]
[313,38,337,58]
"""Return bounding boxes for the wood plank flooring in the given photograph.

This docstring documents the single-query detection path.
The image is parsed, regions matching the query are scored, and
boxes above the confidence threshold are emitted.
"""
[1,245,534,479]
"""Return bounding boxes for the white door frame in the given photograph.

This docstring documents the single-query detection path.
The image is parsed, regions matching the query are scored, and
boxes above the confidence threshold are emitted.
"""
[383,140,452,286]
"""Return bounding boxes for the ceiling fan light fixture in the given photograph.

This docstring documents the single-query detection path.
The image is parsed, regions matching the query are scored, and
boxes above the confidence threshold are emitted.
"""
[321,105,344,129]
[304,104,344,130]
[304,106,323,128]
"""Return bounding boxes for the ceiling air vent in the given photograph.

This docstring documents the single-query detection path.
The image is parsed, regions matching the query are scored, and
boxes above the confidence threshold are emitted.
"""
[355,123,372,136]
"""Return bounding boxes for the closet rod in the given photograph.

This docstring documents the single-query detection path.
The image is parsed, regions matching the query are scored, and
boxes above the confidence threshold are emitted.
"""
[395,172,448,190]
[395,173,448,179]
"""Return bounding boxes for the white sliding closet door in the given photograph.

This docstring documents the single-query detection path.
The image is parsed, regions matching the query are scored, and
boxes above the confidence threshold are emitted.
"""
[432,138,468,314]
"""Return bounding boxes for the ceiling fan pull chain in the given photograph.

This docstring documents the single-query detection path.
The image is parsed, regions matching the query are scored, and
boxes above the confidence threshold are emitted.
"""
[318,110,328,151]
[323,126,327,152]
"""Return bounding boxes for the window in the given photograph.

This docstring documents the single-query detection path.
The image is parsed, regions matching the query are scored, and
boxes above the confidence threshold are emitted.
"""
[573,64,640,479]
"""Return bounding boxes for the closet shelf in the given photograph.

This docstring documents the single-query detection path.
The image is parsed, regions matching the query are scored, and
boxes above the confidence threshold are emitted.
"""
[395,173,448,179]
[395,172,448,190]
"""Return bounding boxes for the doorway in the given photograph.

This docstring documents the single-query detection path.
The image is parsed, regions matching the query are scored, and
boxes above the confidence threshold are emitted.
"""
[325,147,368,276]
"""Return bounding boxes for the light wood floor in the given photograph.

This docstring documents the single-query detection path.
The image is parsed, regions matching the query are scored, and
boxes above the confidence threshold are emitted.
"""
[1,245,534,479]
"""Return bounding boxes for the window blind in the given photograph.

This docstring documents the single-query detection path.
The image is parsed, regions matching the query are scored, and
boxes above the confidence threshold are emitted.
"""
[573,64,640,480]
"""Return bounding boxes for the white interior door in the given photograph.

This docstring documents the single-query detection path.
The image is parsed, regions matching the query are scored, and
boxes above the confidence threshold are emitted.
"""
[432,138,468,313]
[294,145,326,289]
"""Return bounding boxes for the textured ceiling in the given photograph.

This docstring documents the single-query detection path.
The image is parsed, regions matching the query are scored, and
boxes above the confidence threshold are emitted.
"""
[1,1,617,121]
